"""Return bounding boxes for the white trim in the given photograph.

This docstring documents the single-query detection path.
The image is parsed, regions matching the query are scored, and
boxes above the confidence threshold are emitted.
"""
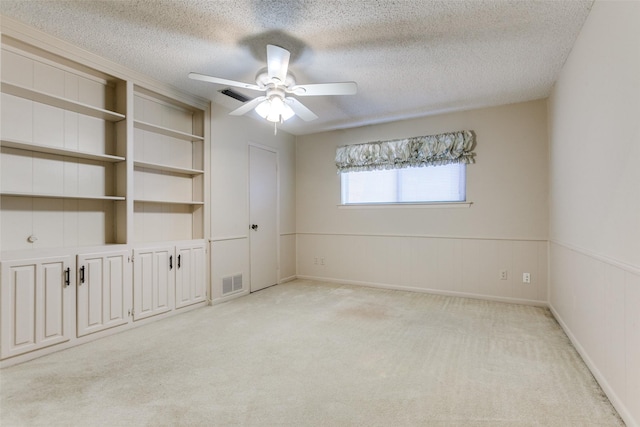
[338,201,472,209]
[296,231,547,242]
[295,275,548,307]
[210,290,250,305]
[279,275,297,284]
[209,236,248,242]
[0,244,132,261]
[550,239,640,275]
[549,304,638,427]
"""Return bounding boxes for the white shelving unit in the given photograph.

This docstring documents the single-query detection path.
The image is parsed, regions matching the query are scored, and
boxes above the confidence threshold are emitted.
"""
[0,21,210,366]
[132,85,206,244]
[1,41,127,248]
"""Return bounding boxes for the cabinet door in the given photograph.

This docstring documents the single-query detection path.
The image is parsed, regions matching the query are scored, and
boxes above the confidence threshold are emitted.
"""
[76,250,130,337]
[175,243,206,309]
[1,256,73,359]
[133,246,174,321]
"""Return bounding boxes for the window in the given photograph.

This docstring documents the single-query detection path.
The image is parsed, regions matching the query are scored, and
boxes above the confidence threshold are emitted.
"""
[335,130,475,205]
[341,163,466,204]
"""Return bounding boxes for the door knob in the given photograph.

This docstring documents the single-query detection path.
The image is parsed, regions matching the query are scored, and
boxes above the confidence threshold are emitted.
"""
[251,224,258,231]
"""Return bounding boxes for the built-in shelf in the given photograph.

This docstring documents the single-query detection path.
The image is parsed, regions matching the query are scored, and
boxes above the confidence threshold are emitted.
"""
[133,160,203,176]
[134,120,204,142]
[1,138,125,162]
[1,82,126,122]
[0,191,125,201]
[134,199,204,205]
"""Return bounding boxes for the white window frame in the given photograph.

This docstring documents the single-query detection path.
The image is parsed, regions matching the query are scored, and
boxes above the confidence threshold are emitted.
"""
[339,163,471,208]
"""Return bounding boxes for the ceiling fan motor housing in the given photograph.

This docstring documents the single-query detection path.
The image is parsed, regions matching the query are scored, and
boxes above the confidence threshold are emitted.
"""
[256,69,296,90]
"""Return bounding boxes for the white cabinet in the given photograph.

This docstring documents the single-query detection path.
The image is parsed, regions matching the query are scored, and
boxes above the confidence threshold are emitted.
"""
[132,243,207,317]
[76,250,130,337]
[175,243,207,309]
[0,20,209,365]
[132,246,175,320]
[0,256,73,359]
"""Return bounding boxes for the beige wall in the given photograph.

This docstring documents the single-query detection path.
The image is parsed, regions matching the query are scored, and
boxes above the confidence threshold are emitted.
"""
[297,100,548,239]
[549,4,640,268]
[209,103,296,302]
[296,100,549,304]
[548,1,640,425]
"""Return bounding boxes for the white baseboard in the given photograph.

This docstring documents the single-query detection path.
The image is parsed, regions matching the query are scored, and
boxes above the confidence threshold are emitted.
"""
[279,275,297,284]
[294,275,548,307]
[211,289,250,305]
[549,303,637,427]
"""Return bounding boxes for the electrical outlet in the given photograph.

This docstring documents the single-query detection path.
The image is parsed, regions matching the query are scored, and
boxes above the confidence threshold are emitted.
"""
[314,257,318,265]
[523,273,531,283]
[320,257,325,266]
[500,270,508,280]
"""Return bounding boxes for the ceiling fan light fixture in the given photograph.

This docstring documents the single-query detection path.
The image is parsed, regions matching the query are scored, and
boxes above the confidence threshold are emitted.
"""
[190,44,356,126]
[255,96,295,123]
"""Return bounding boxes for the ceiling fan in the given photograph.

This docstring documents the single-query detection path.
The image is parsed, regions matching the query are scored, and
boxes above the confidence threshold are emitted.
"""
[189,44,357,126]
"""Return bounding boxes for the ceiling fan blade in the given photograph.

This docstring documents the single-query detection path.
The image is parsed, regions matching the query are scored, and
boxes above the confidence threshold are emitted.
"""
[290,82,357,96]
[229,96,267,116]
[286,98,318,121]
[266,45,290,83]
[188,72,262,91]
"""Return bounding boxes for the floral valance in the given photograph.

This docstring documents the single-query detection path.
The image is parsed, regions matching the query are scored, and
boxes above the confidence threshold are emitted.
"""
[335,130,476,173]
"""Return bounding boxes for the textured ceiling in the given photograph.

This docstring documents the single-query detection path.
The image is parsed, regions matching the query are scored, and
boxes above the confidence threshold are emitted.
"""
[0,0,593,135]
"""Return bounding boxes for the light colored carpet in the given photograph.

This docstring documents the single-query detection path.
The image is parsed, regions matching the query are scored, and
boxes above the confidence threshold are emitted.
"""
[0,279,623,426]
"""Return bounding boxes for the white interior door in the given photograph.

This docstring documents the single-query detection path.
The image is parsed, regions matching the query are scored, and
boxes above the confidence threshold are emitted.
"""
[249,145,278,292]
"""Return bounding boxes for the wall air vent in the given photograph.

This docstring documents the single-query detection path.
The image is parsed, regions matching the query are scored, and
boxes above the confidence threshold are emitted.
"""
[219,88,251,103]
[222,274,243,294]
[232,274,243,291]
[222,277,233,294]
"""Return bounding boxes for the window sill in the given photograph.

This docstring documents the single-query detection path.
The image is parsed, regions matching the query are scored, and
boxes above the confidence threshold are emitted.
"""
[337,202,473,209]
